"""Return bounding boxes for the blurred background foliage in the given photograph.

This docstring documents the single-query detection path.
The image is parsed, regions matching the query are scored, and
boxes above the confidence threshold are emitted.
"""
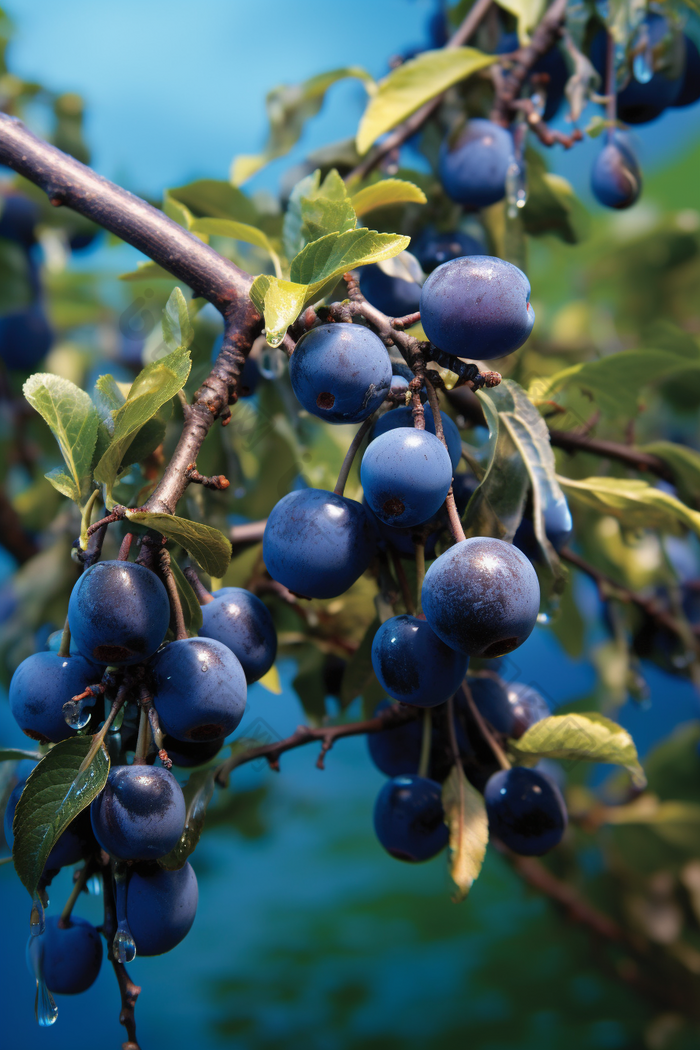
[2,0,700,1047]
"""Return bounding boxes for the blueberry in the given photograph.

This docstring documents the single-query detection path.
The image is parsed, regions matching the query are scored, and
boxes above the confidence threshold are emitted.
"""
[29,916,102,995]
[591,18,683,124]
[289,322,392,423]
[263,489,376,599]
[9,651,99,744]
[591,136,642,210]
[421,537,540,657]
[371,614,468,707]
[359,264,422,317]
[673,36,700,108]
[367,699,424,776]
[150,637,247,742]
[361,427,453,527]
[90,765,186,861]
[199,587,277,684]
[484,766,567,855]
[68,560,170,666]
[0,302,53,370]
[390,374,409,396]
[414,228,486,273]
[514,493,573,561]
[373,774,449,862]
[468,674,550,738]
[0,192,39,246]
[371,403,462,471]
[161,734,224,768]
[126,862,198,956]
[439,118,514,209]
[420,256,534,361]
[5,777,95,871]
[363,499,442,559]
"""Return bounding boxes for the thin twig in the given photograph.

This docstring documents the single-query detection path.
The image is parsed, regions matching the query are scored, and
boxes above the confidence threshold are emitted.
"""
[390,546,415,615]
[334,414,376,496]
[461,681,511,771]
[159,548,188,641]
[548,429,673,481]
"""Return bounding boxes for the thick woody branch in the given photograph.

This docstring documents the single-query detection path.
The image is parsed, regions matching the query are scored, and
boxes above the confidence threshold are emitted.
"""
[548,428,673,482]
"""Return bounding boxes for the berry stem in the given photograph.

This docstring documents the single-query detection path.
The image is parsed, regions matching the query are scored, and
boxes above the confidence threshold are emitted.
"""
[390,547,415,615]
[100,855,141,1050]
[414,540,425,614]
[605,29,617,135]
[418,708,432,778]
[117,532,134,561]
[58,860,94,928]
[132,706,150,765]
[460,682,511,771]
[183,566,215,605]
[159,548,189,641]
[58,615,71,658]
[423,376,466,543]
[78,679,131,774]
[333,414,376,497]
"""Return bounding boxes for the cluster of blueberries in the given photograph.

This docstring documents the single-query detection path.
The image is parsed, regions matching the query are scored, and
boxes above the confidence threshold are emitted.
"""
[6,559,277,1001]
[263,252,568,865]
[0,192,55,370]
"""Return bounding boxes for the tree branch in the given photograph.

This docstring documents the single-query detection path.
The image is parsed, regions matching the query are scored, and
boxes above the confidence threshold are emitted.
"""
[548,428,674,482]
[490,0,569,126]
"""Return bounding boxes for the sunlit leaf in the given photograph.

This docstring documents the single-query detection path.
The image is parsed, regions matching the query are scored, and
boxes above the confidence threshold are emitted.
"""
[442,765,489,902]
[125,510,232,578]
[24,373,99,504]
[511,712,646,787]
[350,177,427,216]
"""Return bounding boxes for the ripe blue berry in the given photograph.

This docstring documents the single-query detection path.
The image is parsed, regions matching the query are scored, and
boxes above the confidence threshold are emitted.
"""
[0,303,53,370]
[371,615,468,707]
[289,322,391,423]
[9,651,98,744]
[468,675,550,738]
[91,765,186,861]
[0,192,39,246]
[263,489,376,599]
[420,256,535,360]
[421,537,540,657]
[484,766,567,855]
[361,427,452,527]
[126,862,198,956]
[68,560,170,666]
[359,264,422,317]
[161,734,224,768]
[439,118,514,209]
[414,228,485,273]
[373,774,449,862]
[367,700,423,777]
[591,136,642,210]
[199,587,276,684]
[371,403,462,471]
[150,637,247,742]
[674,36,700,108]
[390,374,409,396]
[29,916,103,995]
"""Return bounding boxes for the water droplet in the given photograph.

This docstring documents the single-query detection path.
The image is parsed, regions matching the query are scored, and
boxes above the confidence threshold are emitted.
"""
[259,347,286,381]
[113,923,137,964]
[200,662,209,673]
[26,934,58,1027]
[30,896,45,937]
[537,612,551,625]
[506,160,528,218]
[62,697,94,730]
[87,874,102,896]
[633,49,653,83]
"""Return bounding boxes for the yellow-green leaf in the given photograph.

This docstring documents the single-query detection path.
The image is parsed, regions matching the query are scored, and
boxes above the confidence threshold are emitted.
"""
[640,441,700,509]
[94,346,191,507]
[258,664,282,695]
[356,48,496,155]
[442,765,489,902]
[249,276,308,348]
[13,736,110,901]
[125,511,232,578]
[350,177,427,216]
[119,260,175,282]
[23,373,99,504]
[495,0,546,43]
[190,218,282,278]
[511,712,646,788]
[559,475,700,539]
[162,287,194,353]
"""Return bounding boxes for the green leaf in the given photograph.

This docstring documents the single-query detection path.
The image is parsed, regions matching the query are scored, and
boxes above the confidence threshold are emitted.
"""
[252,227,410,346]
[521,150,590,245]
[170,558,204,635]
[119,260,175,282]
[125,511,232,578]
[190,218,282,277]
[639,441,700,510]
[558,475,700,539]
[495,380,567,576]
[442,765,489,902]
[158,767,215,870]
[12,736,110,900]
[94,346,191,507]
[495,0,546,43]
[356,48,496,155]
[168,178,258,225]
[300,169,356,245]
[231,67,375,185]
[162,191,195,229]
[511,712,646,788]
[0,748,42,762]
[23,373,99,505]
[462,385,529,541]
[350,177,427,216]
[283,171,321,260]
[162,287,194,353]
[530,343,700,422]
